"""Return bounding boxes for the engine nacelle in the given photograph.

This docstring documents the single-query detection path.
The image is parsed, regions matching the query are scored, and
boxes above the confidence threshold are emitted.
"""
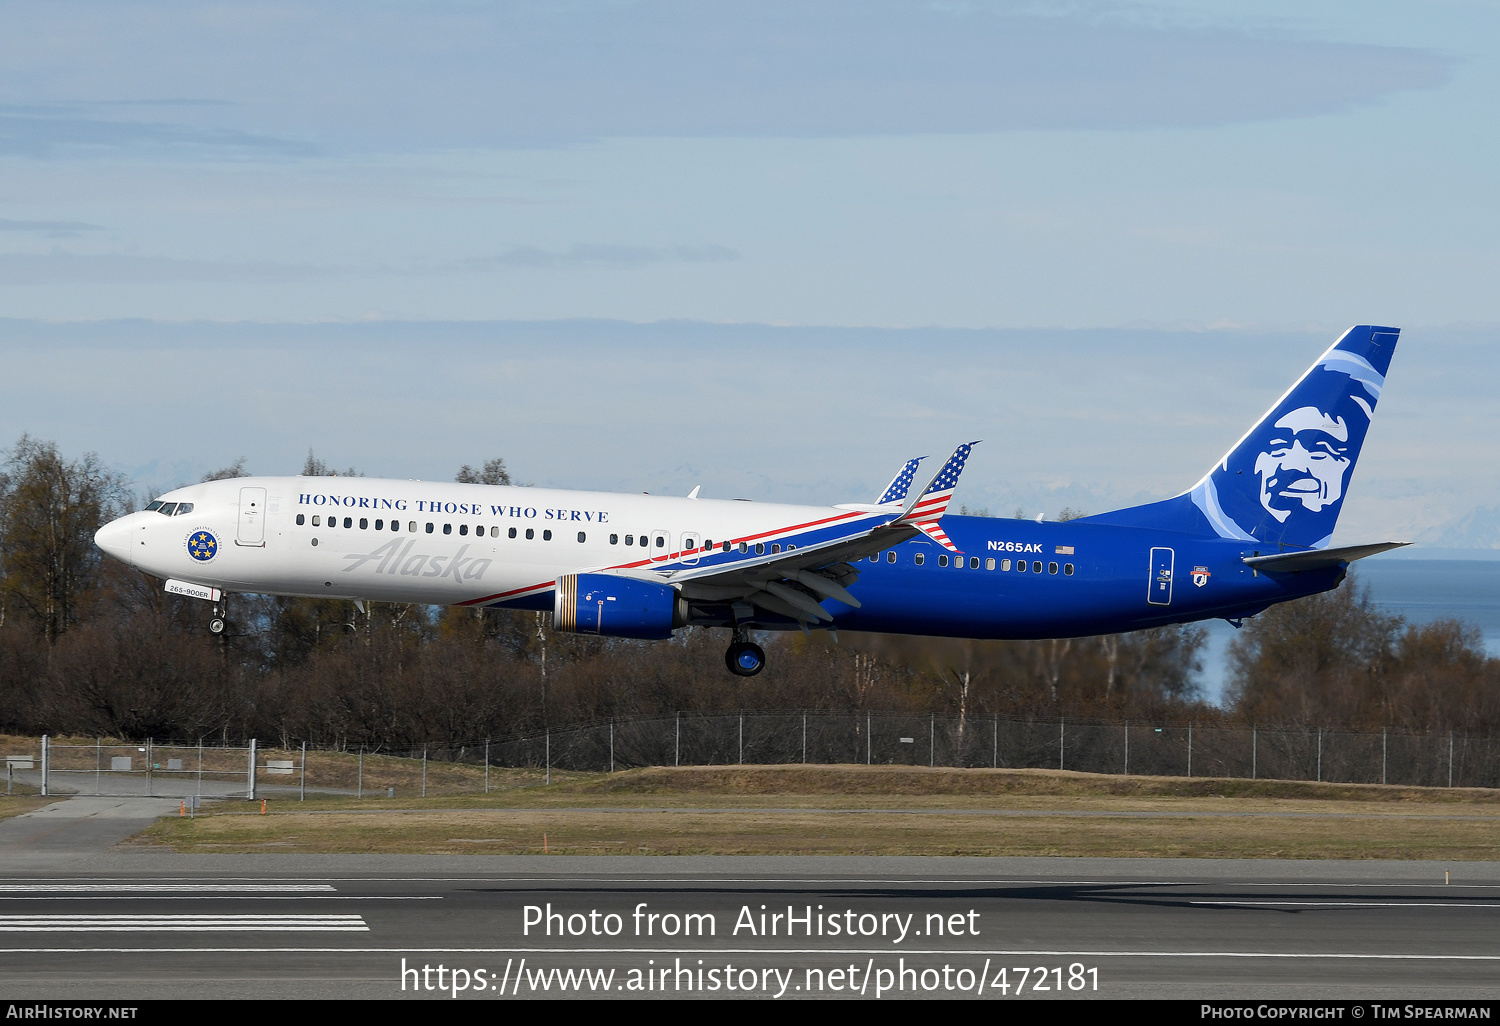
[553,573,684,640]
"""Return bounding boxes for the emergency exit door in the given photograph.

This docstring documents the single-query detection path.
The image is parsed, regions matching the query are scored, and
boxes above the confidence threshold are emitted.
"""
[1147,546,1174,606]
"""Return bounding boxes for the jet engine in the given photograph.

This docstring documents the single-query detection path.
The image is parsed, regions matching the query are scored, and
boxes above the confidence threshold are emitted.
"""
[553,573,686,640]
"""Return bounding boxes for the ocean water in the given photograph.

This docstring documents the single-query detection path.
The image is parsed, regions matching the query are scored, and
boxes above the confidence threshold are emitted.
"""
[1196,559,1500,707]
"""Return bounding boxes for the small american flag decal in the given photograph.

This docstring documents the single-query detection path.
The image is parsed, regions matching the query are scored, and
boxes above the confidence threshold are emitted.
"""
[1055,545,1075,555]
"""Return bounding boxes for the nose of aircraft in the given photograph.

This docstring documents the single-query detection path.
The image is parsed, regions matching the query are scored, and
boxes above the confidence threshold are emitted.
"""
[94,516,134,566]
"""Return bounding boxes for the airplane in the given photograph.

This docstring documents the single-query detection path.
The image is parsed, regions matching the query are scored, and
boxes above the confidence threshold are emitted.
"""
[93,325,1405,677]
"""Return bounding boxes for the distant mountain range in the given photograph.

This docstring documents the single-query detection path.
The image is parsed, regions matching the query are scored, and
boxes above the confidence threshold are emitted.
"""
[1418,506,1500,550]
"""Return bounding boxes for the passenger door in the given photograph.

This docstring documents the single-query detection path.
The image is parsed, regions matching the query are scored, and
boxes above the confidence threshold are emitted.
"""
[237,486,267,546]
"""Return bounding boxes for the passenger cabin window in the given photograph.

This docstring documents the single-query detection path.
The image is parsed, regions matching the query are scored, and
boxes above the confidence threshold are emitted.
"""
[610,534,619,544]
[1049,562,1059,575]
[375,519,383,530]
[1018,560,1027,572]
[296,514,305,526]
[443,524,452,535]
[970,557,980,569]
[755,543,766,555]
[525,528,534,540]
[311,515,320,526]
[543,530,552,541]
[359,518,368,530]
[1001,559,1011,571]
[1032,561,1042,573]
[887,551,896,563]
[938,554,949,567]
[577,532,586,543]
[914,553,924,566]
[985,558,995,570]
[1064,563,1075,575]
[722,541,731,552]
[408,521,417,532]
[625,534,634,546]
[509,527,517,538]
[459,524,467,536]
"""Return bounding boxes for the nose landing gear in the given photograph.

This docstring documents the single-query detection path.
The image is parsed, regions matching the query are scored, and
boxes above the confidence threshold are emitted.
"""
[209,601,226,635]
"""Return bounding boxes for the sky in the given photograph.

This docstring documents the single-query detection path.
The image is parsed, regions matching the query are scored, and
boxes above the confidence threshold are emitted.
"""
[0,0,1496,549]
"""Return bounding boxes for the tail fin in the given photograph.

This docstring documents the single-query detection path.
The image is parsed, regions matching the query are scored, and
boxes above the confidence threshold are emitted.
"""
[896,441,979,551]
[1080,326,1399,549]
[874,456,926,505]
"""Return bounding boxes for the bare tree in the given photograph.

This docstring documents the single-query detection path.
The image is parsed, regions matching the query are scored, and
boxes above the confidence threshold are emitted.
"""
[0,436,130,643]
[456,458,511,486]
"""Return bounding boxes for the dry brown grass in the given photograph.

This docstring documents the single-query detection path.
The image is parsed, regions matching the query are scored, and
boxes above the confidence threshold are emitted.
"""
[135,764,1500,860]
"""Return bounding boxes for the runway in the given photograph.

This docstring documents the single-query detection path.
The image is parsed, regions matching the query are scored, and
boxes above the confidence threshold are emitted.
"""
[2,799,1498,1000]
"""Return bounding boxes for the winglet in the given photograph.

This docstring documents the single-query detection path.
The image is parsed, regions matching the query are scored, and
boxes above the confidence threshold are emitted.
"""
[874,456,926,505]
[895,441,979,552]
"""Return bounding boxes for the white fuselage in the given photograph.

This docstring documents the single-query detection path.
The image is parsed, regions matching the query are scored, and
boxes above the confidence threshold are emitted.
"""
[95,476,868,608]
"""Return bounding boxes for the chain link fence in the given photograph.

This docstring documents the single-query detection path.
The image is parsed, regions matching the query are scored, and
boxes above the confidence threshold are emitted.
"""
[18,716,1499,799]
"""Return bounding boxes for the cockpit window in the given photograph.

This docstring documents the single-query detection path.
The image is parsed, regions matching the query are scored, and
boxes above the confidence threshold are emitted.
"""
[157,503,177,516]
[145,501,164,512]
[175,502,193,515]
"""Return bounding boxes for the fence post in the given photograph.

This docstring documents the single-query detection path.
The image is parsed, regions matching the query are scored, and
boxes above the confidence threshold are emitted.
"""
[1382,729,1387,785]
[358,747,364,799]
[1252,725,1257,780]
[422,745,428,797]
[247,739,256,801]
[802,713,807,765]
[1317,729,1322,783]
[1059,718,1064,772]
[1187,722,1192,779]
[1449,732,1454,788]
[95,736,101,795]
[675,713,680,768]
[40,734,48,797]
[1124,720,1129,776]
[483,741,488,793]
[738,712,743,766]
[930,714,935,768]
[146,737,153,797]
[993,715,997,769]
[867,712,871,766]
[300,741,307,801]
[545,730,550,785]
[197,739,203,800]
[609,721,615,774]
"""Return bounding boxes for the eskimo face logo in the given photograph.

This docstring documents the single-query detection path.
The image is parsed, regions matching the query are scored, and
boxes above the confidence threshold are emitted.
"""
[1253,407,1352,523]
[186,530,218,562]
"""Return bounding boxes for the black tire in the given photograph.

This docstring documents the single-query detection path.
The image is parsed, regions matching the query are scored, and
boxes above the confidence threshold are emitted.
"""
[209,617,226,635]
[725,641,765,677]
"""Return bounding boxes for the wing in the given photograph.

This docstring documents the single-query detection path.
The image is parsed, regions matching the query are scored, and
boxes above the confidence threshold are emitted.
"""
[647,442,981,628]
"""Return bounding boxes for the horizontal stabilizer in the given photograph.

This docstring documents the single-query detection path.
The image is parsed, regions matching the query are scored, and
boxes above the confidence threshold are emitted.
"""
[1242,541,1409,573]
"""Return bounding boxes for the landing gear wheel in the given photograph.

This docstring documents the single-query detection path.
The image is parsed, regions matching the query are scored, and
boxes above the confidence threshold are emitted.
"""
[725,641,765,677]
[208,617,226,635]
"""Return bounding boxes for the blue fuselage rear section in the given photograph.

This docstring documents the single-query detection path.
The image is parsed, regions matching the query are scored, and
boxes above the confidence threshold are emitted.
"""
[819,515,1339,640]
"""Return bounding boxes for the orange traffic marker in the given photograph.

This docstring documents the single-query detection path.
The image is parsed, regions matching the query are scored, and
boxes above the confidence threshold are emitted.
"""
[179,801,185,817]
[260,798,266,815]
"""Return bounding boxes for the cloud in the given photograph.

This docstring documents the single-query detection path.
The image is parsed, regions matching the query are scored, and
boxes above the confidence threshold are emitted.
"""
[456,244,741,270]
[0,218,105,238]
[0,1,1453,157]
[0,252,320,284]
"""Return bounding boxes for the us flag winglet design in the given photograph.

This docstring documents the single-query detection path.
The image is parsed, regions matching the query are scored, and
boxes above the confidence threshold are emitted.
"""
[898,441,978,527]
[875,456,926,505]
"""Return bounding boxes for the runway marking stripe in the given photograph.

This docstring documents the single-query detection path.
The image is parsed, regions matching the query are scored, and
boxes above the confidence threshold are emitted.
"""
[4,948,1496,959]
[1192,901,1500,908]
[0,915,369,932]
[0,884,337,893]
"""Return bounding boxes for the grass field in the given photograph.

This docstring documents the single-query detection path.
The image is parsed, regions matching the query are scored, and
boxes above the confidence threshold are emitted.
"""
[135,764,1500,860]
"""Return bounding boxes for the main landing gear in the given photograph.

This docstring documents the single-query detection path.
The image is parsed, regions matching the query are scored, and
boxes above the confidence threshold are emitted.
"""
[725,631,766,677]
